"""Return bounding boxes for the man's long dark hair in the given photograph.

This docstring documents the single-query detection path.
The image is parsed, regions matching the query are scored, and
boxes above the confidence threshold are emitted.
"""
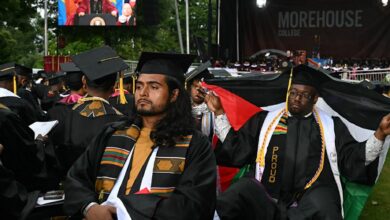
[150,75,195,147]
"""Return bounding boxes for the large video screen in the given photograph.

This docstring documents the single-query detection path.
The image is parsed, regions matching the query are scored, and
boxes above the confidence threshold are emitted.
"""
[58,0,137,26]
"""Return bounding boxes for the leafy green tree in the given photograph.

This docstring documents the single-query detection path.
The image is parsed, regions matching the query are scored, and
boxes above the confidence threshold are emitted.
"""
[0,0,41,66]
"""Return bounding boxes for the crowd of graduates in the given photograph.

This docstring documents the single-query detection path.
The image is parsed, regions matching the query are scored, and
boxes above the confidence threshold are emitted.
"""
[1,46,390,220]
[0,50,136,218]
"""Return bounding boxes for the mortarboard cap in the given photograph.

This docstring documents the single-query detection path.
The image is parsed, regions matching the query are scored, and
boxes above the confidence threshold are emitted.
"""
[0,62,16,79]
[61,62,84,90]
[185,60,213,83]
[135,52,196,85]
[291,64,324,89]
[71,46,129,81]
[60,62,81,73]
[47,72,66,86]
[0,63,32,78]
[15,64,32,78]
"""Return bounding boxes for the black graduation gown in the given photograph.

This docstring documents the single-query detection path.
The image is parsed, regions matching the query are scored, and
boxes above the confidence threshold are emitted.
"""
[49,99,126,176]
[0,108,47,191]
[40,92,61,112]
[17,87,46,121]
[0,164,40,220]
[63,122,217,220]
[215,110,379,219]
[108,93,135,117]
[0,96,37,125]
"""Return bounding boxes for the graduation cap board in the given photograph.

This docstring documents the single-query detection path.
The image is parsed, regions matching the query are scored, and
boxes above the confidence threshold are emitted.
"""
[71,46,130,104]
[60,62,81,73]
[48,72,66,86]
[135,52,196,86]
[185,60,212,83]
[71,46,129,81]
[60,62,84,91]
[0,63,32,78]
[15,64,33,78]
[0,62,32,93]
[0,62,16,79]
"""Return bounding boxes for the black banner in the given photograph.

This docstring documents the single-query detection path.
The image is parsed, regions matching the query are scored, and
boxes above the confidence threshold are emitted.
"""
[220,0,390,60]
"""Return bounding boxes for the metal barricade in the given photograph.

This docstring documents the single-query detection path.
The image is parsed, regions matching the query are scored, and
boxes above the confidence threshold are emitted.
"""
[341,68,390,82]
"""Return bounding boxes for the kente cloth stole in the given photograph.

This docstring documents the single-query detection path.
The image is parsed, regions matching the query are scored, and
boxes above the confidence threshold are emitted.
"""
[261,113,288,200]
[72,97,122,117]
[95,125,192,201]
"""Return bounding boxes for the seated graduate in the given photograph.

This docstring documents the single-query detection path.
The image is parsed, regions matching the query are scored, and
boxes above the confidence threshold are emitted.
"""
[205,65,390,220]
[48,62,86,123]
[185,62,239,193]
[40,71,68,112]
[58,62,87,105]
[0,63,38,125]
[49,46,127,177]
[0,103,52,191]
[15,64,46,120]
[64,52,217,220]
[108,73,135,117]
[185,61,215,140]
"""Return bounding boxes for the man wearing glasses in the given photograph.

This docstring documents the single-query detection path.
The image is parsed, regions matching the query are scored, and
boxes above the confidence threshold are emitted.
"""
[205,65,390,220]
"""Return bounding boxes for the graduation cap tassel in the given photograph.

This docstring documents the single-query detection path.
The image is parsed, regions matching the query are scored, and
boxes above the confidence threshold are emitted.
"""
[119,72,127,104]
[285,67,294,112]
[13,75,17,94]
[132,75,136,94]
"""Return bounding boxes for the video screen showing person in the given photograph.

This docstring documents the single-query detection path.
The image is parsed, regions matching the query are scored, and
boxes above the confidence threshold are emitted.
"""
[58,0,136,26]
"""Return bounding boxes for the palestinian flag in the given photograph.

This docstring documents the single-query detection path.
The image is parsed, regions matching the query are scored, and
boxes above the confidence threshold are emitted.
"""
[203,64,390,219]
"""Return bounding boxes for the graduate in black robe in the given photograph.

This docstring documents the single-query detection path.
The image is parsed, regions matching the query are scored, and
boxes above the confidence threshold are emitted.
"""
[0,63,38,125]
[47,62,86,132]
[40,72,66,112]
[0,104,50,191]
[205,67,390,220]
[64,50,216,220]
[14,64,46,121]
[49,50,126,178]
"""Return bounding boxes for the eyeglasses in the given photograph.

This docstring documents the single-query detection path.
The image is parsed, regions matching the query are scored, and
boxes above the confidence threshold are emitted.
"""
[288,90,313,100]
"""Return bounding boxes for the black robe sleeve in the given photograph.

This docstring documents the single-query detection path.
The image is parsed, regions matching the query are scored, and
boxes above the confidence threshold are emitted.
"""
[63,124,114,216]
[0,109,44,189]
[120,131,217,220]
[333,117,379,185]
[214,111,268,167]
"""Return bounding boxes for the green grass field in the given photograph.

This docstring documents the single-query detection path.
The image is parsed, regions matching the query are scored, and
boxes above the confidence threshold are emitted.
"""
[360,151,390,220]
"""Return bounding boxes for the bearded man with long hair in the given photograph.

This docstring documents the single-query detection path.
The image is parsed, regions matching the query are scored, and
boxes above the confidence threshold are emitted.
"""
[64,52,217,220]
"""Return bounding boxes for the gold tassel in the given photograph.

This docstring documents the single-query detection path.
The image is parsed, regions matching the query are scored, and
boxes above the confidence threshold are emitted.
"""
[13,75,17,94]
[119,72,127,104]
[132,75,136,94]
[285,67,294,112]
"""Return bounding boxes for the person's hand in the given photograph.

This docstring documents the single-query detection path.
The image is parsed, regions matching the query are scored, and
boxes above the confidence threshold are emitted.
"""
[78,12,85,16]
[204,91,224,116]
[375,113,390,141]
[85,204,116,220]
[111,11,118,17]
